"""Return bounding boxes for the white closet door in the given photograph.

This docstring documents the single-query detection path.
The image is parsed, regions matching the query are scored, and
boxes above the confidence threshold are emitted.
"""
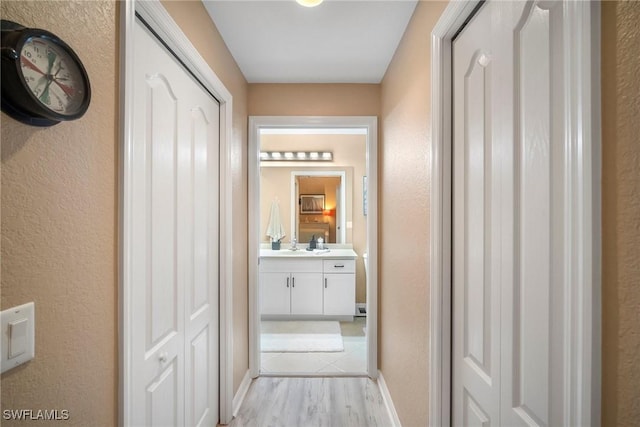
[453,1,567,425]
[500,1,566,425]
[452,3,501,424]
[131,19,220,427]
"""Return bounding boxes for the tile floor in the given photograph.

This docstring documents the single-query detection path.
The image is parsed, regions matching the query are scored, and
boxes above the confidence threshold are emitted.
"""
[260,317,367,374]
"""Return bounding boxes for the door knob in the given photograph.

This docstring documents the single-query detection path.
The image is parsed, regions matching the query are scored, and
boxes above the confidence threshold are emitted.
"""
[158,352,168,363]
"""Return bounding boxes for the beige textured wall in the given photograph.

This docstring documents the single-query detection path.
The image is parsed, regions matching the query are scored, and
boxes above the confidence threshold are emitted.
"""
[0,1,118,425]
[379,2,447,426]
[162,0,249,396]
[249,84,380,116]
[601,1,640,426]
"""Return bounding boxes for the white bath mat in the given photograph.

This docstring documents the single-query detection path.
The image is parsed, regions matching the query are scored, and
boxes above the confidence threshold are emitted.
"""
[261,320,344,352]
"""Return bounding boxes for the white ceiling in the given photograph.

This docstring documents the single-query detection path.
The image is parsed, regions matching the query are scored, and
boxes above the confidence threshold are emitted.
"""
[203,0,418,83]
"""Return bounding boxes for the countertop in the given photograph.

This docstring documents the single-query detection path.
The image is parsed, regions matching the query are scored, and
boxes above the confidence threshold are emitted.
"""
[260,248,358,260]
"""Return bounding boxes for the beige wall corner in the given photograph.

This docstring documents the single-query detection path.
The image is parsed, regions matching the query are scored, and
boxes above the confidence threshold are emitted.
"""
[601,1,640,426]
[0,1,118,425]
[379,2,448,426]
[162,0,250,396]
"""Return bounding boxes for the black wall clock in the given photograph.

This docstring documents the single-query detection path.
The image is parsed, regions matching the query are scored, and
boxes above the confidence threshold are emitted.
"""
[1,20,91,127]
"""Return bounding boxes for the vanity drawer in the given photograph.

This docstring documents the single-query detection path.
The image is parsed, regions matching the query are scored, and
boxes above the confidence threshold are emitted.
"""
[323,259,355,273]
[260,258,323,273]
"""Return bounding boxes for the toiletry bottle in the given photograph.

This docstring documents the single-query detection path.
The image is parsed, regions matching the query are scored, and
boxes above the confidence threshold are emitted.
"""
[317,237,324,250]
[309,235,317,250]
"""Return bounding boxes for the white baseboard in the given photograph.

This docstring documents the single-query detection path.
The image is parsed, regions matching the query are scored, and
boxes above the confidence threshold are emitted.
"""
[232,370,252,418]
[377,370,402,427]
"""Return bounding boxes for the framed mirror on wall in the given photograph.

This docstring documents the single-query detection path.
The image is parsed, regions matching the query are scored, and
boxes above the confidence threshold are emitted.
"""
[293,172,347,244]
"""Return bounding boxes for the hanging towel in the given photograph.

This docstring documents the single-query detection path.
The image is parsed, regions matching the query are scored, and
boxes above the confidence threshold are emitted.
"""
[266,200,286,242]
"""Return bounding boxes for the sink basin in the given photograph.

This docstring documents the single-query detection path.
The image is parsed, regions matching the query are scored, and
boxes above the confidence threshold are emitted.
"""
[283,249,312,255]
[261,247,356,259]
[261,248,330,256]
[261,248,310,256]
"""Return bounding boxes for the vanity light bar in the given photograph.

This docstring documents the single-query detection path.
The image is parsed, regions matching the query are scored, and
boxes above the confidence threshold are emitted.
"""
[260,151,333,161]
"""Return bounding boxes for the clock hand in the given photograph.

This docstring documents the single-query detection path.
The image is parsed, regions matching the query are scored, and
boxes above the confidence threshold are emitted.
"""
[39,52,58,104]
[21,57,46,76]
[40,78,54,105]
[46,50,56,75]
[53,79,75,98]
[53,61,63,77]
[51,62,76,97]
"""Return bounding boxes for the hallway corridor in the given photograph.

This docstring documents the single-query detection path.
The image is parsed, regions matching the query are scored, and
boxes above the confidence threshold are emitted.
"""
[229,377,391,427]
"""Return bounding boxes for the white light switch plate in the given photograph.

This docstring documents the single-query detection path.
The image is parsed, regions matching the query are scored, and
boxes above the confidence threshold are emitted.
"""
[1,302,35,373]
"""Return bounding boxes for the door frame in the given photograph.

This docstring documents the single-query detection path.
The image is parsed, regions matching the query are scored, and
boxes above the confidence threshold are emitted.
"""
[248,116,378,378]
[428,1,602,426]
[289,170,347,244]
[119,1,234,424]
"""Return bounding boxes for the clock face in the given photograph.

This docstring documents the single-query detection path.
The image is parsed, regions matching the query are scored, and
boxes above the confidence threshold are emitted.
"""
[19,36,88,116]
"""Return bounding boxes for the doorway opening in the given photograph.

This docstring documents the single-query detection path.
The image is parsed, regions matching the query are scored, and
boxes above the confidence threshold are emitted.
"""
[249,116,378,378]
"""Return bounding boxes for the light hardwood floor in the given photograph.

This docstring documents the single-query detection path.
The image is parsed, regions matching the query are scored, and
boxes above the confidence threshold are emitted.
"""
[229,377,391,427]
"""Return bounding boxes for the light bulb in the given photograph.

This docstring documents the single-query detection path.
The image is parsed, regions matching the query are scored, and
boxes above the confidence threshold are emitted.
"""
[296,0,323,7]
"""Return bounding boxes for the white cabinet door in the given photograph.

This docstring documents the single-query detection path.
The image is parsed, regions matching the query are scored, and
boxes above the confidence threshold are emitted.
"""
[323,274,355,315]
[290,273,323,315]
[260,273,291,315]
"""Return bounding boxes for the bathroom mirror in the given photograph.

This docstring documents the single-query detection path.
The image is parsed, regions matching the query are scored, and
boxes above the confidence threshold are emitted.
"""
[294,172,346,243]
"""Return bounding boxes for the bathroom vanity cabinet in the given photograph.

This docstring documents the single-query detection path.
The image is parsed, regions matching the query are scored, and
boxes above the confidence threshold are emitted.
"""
[322,260,356,315]
[260,270,323,315]
[259,250,357,319]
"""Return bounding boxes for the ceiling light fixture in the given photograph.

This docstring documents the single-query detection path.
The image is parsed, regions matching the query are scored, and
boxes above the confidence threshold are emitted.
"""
[260,151,333,162]
[296,0,323,7]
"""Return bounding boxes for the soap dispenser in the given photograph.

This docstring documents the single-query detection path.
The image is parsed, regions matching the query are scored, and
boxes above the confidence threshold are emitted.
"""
[308,235,317,250]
